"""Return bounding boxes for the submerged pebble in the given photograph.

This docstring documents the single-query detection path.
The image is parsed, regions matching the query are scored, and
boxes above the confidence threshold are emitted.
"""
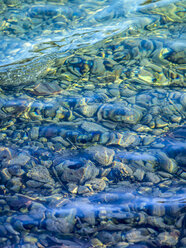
[86,145,115,166]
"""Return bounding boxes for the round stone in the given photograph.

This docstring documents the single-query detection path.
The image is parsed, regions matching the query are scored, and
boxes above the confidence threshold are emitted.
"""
[157,152,178,174]
[86,145,115,166]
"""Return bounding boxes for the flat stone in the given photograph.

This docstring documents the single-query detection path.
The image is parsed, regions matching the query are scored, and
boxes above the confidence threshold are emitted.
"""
[125,229,149,243]
[26,180,44,188]
[24,236,38,244]
[30,127,39,140]
[8,153,30,166]
[81,121,108,133]
[27,165,54,184]
[120,88,136,97]
[30,82,62,96]
[91,58,105,75]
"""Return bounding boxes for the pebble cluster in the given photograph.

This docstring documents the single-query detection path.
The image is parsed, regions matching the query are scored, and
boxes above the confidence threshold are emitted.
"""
[0,0,186,247]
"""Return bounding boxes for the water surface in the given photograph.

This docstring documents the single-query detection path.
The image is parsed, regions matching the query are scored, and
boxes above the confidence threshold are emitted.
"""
[0,0,185,247]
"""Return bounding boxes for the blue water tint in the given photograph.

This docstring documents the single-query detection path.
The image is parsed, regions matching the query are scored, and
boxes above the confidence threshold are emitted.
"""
[0,0,186,247]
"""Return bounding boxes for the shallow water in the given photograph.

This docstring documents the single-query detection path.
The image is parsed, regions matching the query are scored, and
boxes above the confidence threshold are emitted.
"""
[0,0,186,247]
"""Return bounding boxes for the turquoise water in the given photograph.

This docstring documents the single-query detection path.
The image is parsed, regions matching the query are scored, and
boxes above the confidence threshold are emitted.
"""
[0,0,186,247]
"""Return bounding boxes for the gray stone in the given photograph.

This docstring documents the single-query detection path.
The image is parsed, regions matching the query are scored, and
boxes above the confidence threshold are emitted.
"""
[67,183,78,194]
[78,104,99,117]
[30,82,62,96]
[29,202,46,220]
[134,169,145,181]
[86,145,115,166]
[180,93,186,108]
[8,165,25,176]
[125,229,149,243]
[26,180,44,188]
[99,104,142,125]
[85,178,106,192]
[145,172,160,184]
[59,160,99,184]
[150,204,165,217]
[30,127,39,140]
[27,165,54,184]
[8,177,22,192]
[180,237,186,246]
[157,152,178,173]
[147,216,166,228]
[81,121,108,133]
[78,185,90,194]
[8,153,30,166]
[113,161,133,177]
[157,231,179,246]
[46,208,76,234]
[91,58,105,75]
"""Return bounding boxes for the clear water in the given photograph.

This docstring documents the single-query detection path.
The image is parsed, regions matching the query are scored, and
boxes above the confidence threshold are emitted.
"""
[0,0,185,247]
